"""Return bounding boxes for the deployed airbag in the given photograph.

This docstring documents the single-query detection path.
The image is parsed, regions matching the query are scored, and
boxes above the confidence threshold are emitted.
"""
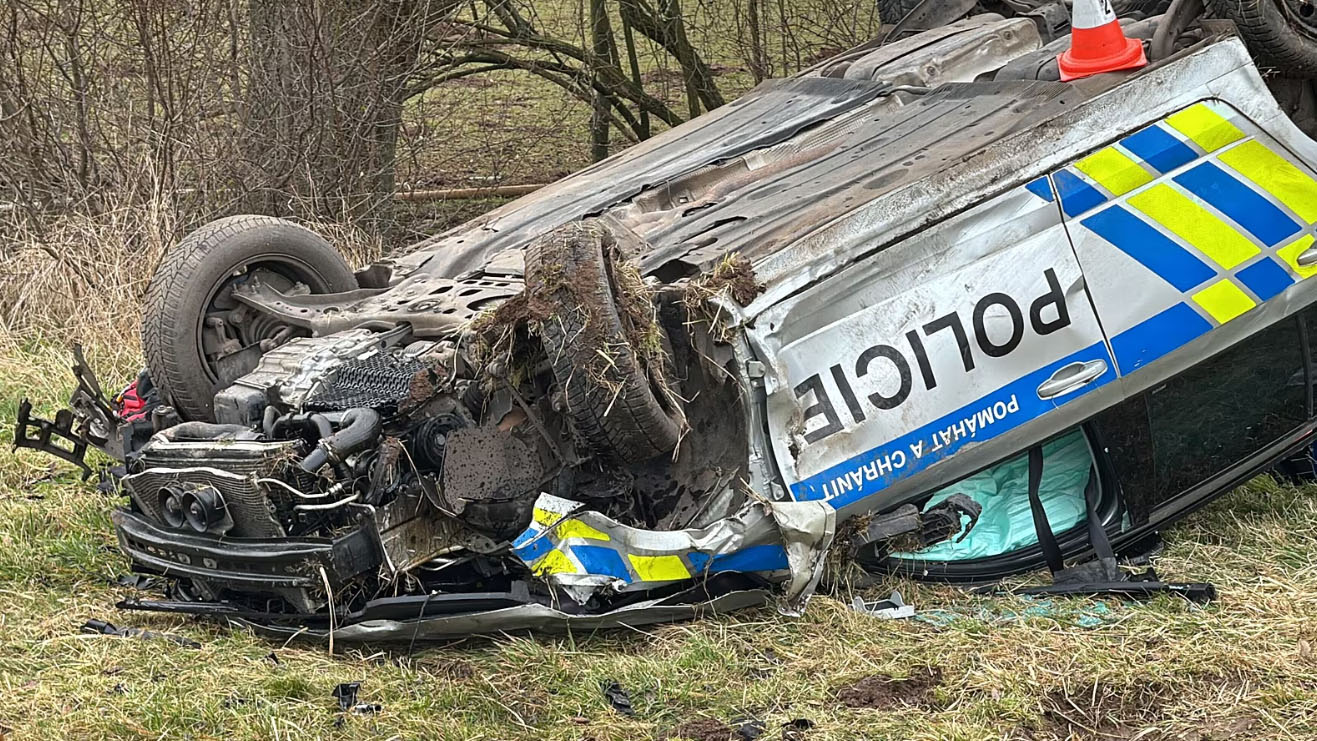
[895,429,1092,561]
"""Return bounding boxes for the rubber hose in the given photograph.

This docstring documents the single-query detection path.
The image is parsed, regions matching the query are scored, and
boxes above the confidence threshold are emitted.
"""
[262,406,279,440]
[298,408,382,473]
[159,421,262,442]
[308,413,334,442]
[1151,0,1203,61]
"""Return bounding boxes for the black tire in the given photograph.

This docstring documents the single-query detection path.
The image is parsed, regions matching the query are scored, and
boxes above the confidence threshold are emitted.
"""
[525,221,684,464]
[878,0,925,25]
[141,215,357,421]
[1207,0,1317,74]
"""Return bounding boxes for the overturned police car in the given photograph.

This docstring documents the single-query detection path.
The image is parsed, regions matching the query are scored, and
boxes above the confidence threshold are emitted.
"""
[17,0,1317,639]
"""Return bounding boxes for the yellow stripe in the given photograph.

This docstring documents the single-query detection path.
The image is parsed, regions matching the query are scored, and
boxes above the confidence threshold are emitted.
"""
[532,508,559,527]
[1277,235,1317,279]
[1127,184,1260,269]
[1218,140,1317,224]
[553,520,611,542]
[627,554,689,582]
[1165,103,1244,152]
[532,549,577,576]
[1191,280,1256,324]
[1073,147,1153,195]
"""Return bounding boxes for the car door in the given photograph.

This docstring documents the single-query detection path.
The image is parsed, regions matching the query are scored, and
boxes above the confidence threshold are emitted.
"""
[1057,99,1317,523]
[753,179,1121,517]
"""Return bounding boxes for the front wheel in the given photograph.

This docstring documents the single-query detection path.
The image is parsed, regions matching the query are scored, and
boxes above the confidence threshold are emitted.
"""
[141,215,357,421]
[524,220,686,464]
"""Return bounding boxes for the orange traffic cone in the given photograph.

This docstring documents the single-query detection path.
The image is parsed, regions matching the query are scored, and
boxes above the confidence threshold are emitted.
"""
[1058,0,1147,81]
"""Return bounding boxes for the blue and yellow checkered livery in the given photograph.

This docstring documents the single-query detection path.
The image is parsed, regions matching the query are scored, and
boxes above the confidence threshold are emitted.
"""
[1031,100,1317,375]
[511,495,789,588]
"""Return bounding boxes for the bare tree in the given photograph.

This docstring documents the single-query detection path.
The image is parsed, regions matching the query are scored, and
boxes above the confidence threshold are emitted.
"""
[240,0,461,221]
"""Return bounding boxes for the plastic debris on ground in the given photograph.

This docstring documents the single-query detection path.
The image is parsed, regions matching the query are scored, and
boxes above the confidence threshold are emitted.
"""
[601,680,635,716]
[850,590,916,620]
[80,618,200,648]
[332,681,381,720]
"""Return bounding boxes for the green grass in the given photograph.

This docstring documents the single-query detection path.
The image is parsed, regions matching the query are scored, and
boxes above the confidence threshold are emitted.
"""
[1,343,1316,740]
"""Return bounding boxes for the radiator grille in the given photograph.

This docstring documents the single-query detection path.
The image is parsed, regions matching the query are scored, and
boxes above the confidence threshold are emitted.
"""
[124,440,304,538]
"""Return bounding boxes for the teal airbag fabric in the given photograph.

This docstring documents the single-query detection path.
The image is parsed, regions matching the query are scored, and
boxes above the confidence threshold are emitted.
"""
[894,429,1092,562]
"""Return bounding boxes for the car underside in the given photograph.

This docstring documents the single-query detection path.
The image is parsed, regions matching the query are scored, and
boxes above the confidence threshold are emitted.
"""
[17,0,1317,640]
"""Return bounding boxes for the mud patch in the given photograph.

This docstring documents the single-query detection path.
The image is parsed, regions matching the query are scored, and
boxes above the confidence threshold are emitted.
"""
[835,666,942,709]
[685,253,762,307]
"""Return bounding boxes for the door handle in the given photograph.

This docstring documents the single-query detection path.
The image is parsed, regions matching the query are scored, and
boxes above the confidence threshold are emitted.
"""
[1297,245,1317,267]
[1036,359,1108,400]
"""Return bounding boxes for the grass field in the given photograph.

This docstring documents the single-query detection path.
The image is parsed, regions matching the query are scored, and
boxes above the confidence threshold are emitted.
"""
[0,340,1315,740]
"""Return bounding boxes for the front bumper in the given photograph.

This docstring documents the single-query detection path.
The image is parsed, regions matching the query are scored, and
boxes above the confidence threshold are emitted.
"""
[112,509,381,590]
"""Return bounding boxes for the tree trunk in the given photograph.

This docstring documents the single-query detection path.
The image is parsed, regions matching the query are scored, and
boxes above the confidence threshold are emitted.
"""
[745,0,770,83]
[590,0,614,162]
[241,0,446,223]
[619,0,725,114]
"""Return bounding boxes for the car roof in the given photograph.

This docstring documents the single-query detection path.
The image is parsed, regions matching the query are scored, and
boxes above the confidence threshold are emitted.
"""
[395,34,1177,302]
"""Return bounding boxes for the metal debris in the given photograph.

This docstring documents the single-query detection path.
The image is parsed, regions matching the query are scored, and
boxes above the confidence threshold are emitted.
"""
[850,590,916,620]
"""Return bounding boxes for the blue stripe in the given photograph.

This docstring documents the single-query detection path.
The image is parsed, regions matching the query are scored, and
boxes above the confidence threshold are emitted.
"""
[513,528,554,563]
[572,545,631,580]
[1026,176,1054,202]
[713,545,790,573]
[1110,303,1212,374]
[1173,162,1301,247]
[1120,126,1198,174]
[1081,206,1216,292]
[1054,169,1107,217]
[790,342,1116,507]
[688,545,790,575]
[1237,257,1294,302]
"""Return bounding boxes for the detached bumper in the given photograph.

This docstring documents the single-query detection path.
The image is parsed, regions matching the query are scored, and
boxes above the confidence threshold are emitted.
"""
[112,509,380,590]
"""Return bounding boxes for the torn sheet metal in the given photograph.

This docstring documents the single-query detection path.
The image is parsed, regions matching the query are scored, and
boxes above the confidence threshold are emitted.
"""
[511,494,792,604]
[240,587,774,643]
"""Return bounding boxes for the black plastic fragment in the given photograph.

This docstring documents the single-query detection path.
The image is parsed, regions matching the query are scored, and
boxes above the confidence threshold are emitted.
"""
[332,682,361,711]
[13,399,92,478]
[81,618,201,649]
[601,680,635,716]
[734,717,766,739]
[113,574,162,591]
[332,682,380,717]
[97,465,127,496]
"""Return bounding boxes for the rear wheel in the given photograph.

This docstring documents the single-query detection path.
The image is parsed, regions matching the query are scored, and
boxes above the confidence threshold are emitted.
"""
[141,215,357,421]
[1207,0,1317,73]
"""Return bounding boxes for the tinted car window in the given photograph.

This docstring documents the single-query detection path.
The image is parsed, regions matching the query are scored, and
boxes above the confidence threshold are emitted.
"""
[1147,316,1306,500]
[1089,397,1154,526]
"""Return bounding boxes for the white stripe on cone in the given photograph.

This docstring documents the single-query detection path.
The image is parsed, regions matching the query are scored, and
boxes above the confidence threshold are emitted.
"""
[1072,0,1117,30]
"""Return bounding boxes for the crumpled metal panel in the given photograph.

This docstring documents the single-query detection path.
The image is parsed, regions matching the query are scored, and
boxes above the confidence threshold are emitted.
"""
[508,494,838,607]
[742,39,1285,525]
[391,76,894,281]
[838,17,1041,87]
[240,588,774,643]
